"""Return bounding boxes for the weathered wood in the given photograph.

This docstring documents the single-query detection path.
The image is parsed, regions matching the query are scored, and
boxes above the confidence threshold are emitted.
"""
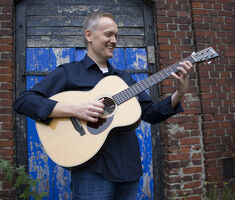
[27,27,144,36]
[26,0,141,6]
[27,16,144,27]
[15,0,27,169]
[27,36,145,48]
[27,5,142,17]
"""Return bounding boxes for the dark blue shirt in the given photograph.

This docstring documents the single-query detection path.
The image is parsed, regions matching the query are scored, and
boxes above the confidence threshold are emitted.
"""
[14,55,183,182]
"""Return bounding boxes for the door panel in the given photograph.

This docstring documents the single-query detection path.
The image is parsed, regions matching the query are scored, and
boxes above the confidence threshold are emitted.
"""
[26,47,153,199]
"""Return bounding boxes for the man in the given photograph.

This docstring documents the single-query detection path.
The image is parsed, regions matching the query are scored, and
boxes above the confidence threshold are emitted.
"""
[14,12,192,199]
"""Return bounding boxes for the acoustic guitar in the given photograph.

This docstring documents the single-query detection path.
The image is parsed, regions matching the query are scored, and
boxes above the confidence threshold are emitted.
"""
[36,47,219,168]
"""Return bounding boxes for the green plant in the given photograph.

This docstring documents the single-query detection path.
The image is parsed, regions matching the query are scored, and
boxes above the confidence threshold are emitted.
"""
[0,159,48,200]
[204,180,235,200]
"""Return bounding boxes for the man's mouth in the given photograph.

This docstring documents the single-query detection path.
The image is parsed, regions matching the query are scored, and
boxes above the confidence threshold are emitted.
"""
[106,45,115,51]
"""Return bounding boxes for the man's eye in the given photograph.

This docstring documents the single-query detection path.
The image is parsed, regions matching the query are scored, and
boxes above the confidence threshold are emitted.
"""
[105,33,112,37]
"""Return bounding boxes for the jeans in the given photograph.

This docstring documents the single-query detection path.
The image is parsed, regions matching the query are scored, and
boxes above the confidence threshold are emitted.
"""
[71,171,139,200]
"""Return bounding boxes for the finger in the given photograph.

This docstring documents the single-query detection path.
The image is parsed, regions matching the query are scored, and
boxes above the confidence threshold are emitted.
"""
[89,111,102,118]
[177,66,187,75]
[93,101,105,108]
[86,116,99,123]
[179,61,192,70]
[87,109,103,117]
[98,98,104,103]
[171,72,180,80]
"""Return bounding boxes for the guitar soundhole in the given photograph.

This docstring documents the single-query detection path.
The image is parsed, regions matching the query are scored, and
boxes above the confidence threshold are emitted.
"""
[86,97,116,135]
[100,97,116,116]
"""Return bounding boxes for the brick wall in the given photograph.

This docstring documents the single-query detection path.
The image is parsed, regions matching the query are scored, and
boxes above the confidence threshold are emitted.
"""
[0,0,15,199]
[0,0,234,199]
[191,0,234,184]
[155,0,235,199]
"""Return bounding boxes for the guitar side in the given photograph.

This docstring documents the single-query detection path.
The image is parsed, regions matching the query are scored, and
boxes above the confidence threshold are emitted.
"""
[35,75,142,168]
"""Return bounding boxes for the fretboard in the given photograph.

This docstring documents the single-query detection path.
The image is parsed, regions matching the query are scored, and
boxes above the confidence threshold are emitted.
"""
[112,55,195,105]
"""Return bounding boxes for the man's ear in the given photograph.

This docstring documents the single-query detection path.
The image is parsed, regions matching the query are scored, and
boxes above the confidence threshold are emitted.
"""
[85,29,92,43]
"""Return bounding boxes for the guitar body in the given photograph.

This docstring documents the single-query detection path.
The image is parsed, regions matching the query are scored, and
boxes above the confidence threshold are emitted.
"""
[36,75,142,168]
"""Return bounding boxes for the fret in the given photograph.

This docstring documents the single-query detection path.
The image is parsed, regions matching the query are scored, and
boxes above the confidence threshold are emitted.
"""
[187,56,195,64]
[158,71,164,80]
[132,84,139,95]
[126,87,133,97]
[142,79,149,89]
[136,82,145,93]
[112,94,120,105]
[165,67,173,75]
[154,73,160,82]
[149,76,156,85]
[161,69,168,78]
[120,91,127,102]
[146,79,152,88]
[170,64,178,73]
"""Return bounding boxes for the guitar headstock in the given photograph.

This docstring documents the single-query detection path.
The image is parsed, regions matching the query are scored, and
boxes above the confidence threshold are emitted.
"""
[191,47,219,64]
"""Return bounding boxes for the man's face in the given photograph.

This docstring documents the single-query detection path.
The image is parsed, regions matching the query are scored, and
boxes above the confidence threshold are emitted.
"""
[86,17,118,61]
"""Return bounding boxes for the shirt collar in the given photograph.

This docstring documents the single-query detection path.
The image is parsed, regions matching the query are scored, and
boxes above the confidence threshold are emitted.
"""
[82,54,119,75]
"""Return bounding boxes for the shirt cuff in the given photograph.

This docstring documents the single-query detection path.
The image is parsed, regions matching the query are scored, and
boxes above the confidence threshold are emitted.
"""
[37,98,57,124]
[160,95,184,115]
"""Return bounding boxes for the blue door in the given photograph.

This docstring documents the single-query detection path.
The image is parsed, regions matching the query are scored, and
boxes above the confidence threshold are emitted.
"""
[26,47,153,199]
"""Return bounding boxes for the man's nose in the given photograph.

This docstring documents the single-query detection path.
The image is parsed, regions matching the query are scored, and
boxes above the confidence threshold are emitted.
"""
[110,35,117,43]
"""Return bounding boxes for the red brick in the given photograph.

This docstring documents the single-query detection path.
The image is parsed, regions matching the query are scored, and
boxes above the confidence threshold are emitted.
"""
[0,148,14,156]
[167,176,181,183]
[0,38,13,45]
[157,24,167,30]
[166,153,190,161]
[0,45,13,51]
[0,0,14,6]
[0,75,12,82]
[192,2,202,8]
[181,146,190,153]
[184,181,201,189]
[192,153,202,160]
[0,132,13,139]
[204,152,220,159]
[1,123,13,130]
[0,99,13,106]
[183,167,202,174]
[1,21,13,28]
[0,13,12,20]
[0,140,13,147]
[0,60,13,67]
[159,44,176,51]
[192,9,208,15]
[0,92,12,98]
[219,11,233,17]
[180,138,200,145]
[158,31,175,37]
[204,137,220,144]
[185,196,201,200]
[203,3,213,9]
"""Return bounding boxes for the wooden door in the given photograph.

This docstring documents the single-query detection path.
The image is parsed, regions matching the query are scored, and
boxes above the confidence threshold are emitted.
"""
[15,0,157,199]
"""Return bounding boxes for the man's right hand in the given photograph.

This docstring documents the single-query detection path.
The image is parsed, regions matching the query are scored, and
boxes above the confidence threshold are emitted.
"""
[48,99,104,122]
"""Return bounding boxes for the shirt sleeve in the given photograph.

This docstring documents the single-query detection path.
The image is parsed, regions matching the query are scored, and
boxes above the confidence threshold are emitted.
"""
[14,66,67,124]
[139,93,184,124]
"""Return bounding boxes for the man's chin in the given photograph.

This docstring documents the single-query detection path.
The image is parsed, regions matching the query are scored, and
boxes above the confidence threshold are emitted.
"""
[106,54,114,59]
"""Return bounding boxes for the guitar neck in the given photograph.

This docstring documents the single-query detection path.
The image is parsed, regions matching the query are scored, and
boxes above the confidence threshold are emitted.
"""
[112,55,195,105]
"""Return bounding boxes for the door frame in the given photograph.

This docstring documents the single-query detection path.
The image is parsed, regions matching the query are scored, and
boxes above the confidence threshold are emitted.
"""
[15,0,164,199]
